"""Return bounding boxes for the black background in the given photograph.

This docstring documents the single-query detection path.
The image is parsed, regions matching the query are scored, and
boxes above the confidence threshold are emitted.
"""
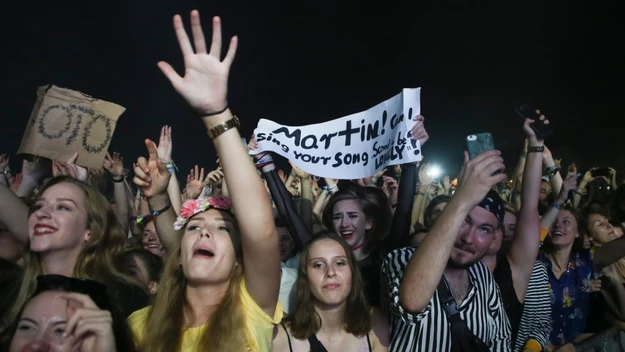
[1,0,623,179]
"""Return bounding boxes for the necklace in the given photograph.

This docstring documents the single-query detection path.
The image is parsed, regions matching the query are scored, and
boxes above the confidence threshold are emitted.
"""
[317,332,342,344]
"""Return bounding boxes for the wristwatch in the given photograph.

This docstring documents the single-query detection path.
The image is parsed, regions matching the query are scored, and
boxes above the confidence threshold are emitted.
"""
[207,115,240,139]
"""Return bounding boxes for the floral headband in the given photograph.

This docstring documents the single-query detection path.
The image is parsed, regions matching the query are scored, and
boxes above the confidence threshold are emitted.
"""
[173,196,233,230]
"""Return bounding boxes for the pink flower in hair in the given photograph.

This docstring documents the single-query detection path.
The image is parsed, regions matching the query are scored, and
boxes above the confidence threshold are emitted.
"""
[208,195,233,210]
[173,196,233,230]
[180,200,199,219]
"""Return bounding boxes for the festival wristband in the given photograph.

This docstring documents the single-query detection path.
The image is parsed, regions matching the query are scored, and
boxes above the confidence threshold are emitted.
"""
[163,161,177,175]
[149,202,171,216]
[112,176,124,183]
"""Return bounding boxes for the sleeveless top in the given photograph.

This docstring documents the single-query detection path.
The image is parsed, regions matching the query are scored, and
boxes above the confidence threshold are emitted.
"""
[280,322,372,352]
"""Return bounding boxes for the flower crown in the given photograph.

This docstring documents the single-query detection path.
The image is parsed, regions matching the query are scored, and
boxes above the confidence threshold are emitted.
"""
[173,196,233,230]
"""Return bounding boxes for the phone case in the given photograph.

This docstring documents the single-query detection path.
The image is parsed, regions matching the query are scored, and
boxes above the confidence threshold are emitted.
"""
[467,133,494,159]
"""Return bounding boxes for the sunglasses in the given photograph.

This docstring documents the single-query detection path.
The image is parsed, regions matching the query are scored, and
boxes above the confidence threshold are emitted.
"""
[34,275,110,310]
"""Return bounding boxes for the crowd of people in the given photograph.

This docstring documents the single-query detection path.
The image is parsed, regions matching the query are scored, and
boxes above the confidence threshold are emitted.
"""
[1,9,625,352]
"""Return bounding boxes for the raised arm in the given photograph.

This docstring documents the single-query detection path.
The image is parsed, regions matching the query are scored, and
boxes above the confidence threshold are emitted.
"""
[399,150,506,313]
[103,151,130,236]
[249,138,314,251]
[156,125,183,215]
[157,11,279,315]
[507,114,547,301]
[386,115,428,249]
[0,184,29,246]
[133,140,179,251]
[539,166,577,237]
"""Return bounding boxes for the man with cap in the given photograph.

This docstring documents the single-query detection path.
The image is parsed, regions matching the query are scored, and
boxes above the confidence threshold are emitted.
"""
[381,150,512,351]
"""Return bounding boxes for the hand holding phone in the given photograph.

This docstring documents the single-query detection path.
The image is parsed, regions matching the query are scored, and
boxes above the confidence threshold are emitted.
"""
[466,133,495,160]
[467,133,502,175]
[515,104,553,139]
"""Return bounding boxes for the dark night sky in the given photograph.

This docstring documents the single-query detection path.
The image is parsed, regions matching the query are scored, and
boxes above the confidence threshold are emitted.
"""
[1,1,623,179]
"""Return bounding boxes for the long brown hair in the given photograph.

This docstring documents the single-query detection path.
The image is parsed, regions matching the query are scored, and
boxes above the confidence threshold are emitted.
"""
[1,176,141,333]
[286,231,372,339]
[542,205,587,254]
[322,183,392,253]
[139,209,251,352]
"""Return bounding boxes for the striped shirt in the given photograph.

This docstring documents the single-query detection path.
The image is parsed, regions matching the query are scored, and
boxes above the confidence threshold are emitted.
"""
[381,247,511,351]
[514,261,551,352]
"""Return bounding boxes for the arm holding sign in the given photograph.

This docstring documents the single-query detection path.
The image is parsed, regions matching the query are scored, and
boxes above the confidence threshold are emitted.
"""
[249,138,314,251]
[386,115,427,249]
[290,162,314,231]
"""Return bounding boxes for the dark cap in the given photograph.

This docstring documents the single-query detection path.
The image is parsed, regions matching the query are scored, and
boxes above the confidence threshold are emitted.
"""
[478,189,504,227]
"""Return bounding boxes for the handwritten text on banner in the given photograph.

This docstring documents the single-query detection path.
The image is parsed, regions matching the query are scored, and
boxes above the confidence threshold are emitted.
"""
[251,88,423,179]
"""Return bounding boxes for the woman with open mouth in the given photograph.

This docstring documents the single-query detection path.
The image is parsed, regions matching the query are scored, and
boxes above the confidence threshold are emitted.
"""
[127,10,282,351]
[539,206,625,350]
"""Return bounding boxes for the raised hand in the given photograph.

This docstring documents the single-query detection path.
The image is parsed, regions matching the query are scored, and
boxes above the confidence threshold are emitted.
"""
[522,109,549,144]
[9,173,22,193]
[409,115,430,146]
[102,152,124,178]
[289,161,310,179]
[185,165,205,200]
[21,158,50,183]
[0,154,8,172]
[157,125,173,162]
[204,168,224,185]
[382,175,399,205]
[583,168,596,183]
[456,150,507,207]
[557,165,578,201]
[52,153,88,181]
[418,163,434,187]
[158,11,237,117]
[133,139,171,198]
[61,292,115,352]
[442,175,452,192]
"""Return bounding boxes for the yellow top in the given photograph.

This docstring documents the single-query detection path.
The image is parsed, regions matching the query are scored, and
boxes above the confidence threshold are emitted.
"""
[128,280,282,352]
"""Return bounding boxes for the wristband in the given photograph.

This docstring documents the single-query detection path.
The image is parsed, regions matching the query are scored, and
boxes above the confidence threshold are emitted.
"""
[371,177,378,185]
[149,202,171,216]
[203,103,229,117]
[325,184,338,196]
[255,154,274,167]
[553,202,563,210]
[163,161,177,175]
[527,146,545,153]
[112,177,124,183]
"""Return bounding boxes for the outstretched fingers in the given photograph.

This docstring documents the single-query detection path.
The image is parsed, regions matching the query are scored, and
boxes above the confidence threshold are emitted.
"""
[190,10,208,54]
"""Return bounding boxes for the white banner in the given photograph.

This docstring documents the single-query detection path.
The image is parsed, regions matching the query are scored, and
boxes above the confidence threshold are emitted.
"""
[251,88,423,179]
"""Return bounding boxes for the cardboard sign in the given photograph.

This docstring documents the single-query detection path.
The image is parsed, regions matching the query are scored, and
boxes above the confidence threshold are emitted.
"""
[18,85,125,169]
[252,88,423,179]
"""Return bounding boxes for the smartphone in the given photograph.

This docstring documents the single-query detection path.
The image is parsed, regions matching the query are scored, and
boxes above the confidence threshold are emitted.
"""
[591,168,611,178]
[515,104,553,138]
[466,133,495,160]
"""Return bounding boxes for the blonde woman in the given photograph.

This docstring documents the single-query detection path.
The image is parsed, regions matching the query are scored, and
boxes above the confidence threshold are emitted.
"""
[127,10,281,352]
[0,176,147,339]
